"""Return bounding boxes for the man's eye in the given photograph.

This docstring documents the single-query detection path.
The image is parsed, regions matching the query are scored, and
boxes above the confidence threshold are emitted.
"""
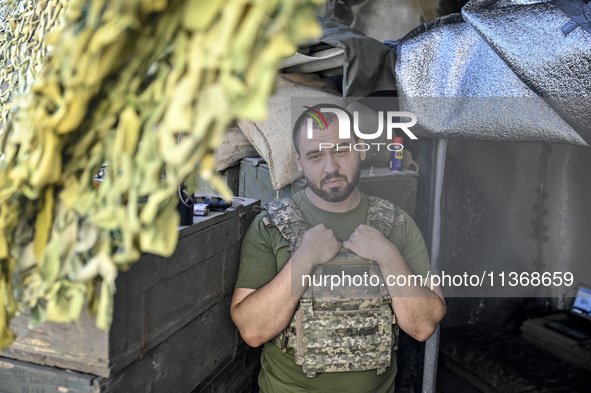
[310,154,321,160]
[334,150,347,155]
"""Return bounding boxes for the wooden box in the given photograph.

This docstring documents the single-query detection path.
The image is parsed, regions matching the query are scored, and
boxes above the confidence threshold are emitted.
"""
[239,158,294,205]
[0,198,260,392]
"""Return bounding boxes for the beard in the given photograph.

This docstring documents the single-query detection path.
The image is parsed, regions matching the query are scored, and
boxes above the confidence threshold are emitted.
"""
[305,165,362,203]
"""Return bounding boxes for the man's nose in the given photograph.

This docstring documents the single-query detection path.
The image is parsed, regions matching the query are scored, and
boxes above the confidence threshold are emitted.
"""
[324,154,339,173]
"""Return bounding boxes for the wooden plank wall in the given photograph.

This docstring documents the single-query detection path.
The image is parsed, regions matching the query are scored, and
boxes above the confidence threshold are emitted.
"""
[0,296,260,393]
[99,294,247,392]
[107,203,254,377]
[0,358,99,393]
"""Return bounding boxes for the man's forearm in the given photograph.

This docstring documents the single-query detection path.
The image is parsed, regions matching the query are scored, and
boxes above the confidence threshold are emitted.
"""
[390,294,446,341]
[231,258,313,347]
[376,248,446,342]
[232,224,342,347]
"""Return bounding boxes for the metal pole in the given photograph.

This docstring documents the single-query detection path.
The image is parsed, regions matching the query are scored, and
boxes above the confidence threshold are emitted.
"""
[422,138,447,393]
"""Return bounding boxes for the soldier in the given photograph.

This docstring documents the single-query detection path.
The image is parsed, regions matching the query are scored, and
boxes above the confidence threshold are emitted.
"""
[231,104,446,392]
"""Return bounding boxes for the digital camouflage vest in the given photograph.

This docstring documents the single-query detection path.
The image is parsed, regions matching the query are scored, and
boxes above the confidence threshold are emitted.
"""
[264,196,403,378]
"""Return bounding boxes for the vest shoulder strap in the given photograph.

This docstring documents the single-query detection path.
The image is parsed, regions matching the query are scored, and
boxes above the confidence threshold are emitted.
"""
[265,198,309,251]
[266,196,404,250]
[366,196,402,238]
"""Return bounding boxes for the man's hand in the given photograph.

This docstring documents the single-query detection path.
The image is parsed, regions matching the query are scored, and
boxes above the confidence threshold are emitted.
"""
[342,224,397,265]
[292,224,341,270]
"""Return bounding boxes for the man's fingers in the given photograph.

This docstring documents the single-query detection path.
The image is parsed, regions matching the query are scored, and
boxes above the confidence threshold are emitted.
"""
[342,239,355,252]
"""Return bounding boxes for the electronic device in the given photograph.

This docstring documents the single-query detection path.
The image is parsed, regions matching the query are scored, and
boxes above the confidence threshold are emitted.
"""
[545,283,591,341]
[570,284,591,322]
[193,204,210,216]
[194,196,233,211]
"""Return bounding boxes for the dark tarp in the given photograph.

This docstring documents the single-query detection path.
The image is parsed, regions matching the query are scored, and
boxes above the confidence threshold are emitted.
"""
[396,0,591,146]
[293,1,591,146]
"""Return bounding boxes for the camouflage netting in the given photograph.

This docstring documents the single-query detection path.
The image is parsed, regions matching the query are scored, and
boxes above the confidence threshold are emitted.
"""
[0,0,67,127]
[0,0,324,349]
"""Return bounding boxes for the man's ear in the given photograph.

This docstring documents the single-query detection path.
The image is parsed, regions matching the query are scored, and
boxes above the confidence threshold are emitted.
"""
[295,150,302,171]
[358,138,367,161]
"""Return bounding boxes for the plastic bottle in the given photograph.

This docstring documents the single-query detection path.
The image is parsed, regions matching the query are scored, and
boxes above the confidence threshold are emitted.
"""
[390,137,404,171]
[177,183,194,226]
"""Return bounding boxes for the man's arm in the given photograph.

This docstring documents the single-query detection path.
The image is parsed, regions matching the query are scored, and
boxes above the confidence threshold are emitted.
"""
[231,224,341,347]
[231,260,299,348]
[343,225,446,342]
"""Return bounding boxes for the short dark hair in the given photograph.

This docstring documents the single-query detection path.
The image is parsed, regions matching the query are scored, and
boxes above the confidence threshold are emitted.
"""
[292,103,356,154]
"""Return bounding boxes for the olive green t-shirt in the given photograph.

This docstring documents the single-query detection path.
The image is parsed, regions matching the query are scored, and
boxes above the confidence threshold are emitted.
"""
[235,190,432,393]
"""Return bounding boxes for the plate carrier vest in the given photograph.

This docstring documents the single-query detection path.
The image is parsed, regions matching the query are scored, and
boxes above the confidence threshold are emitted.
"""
[264,196,404,377]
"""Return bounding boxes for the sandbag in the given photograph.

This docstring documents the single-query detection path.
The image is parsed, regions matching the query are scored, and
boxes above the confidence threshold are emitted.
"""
[237,74,342,190]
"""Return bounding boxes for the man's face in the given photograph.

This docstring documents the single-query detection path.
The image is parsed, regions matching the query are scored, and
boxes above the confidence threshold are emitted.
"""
[295,122,366,203]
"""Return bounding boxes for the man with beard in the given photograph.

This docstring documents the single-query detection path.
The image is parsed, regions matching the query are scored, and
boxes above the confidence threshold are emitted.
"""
[231,104,445,392]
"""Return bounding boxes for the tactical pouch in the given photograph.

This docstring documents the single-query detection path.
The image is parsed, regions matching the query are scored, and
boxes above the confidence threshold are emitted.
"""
[292,298,393,377]
[288,254,395,377]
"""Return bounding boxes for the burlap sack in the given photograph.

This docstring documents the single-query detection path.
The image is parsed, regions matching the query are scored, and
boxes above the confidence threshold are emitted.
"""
[281,47,344,76]
[237,74,342,190]
[213,125,259,172]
